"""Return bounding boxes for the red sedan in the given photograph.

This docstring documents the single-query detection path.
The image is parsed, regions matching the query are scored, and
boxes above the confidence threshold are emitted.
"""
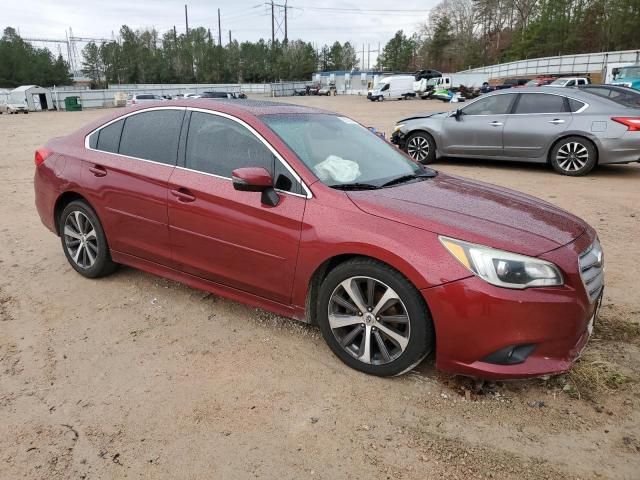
[34,100,603,378]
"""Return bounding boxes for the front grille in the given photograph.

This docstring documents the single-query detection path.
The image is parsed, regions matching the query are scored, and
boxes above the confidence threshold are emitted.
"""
[578,239,604,303]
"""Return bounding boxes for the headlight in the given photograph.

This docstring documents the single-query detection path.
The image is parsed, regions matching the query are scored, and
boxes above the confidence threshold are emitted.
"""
[439,236,563,289]
[393,124,405,133]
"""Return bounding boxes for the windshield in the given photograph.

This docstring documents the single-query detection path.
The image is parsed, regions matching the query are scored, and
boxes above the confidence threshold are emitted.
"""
[263,114,429,187]
[618,67,640,79]
[550,79,570,86]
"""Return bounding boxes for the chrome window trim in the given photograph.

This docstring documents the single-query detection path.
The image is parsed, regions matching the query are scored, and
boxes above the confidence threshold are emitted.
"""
[84,105,313,199]
[456,90,589,117]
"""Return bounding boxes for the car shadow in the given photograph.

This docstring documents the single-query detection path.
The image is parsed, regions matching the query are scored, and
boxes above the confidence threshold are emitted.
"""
[434,157,640,178]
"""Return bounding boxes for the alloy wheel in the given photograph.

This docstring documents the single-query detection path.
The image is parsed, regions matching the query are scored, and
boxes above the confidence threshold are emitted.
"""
[556,142,589,172]
[63,211,99,269]
[328,276,411,365]
[406,136,430,162]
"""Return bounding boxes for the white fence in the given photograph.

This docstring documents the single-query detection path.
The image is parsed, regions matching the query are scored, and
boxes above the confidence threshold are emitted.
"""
[459,49,640,79]
[49,81,311,110]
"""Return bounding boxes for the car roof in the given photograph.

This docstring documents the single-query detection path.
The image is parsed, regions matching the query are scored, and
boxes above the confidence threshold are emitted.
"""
[165,98,332,116]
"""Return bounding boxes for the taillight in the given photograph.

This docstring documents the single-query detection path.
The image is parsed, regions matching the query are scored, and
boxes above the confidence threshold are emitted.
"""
[35,148,52,167]
[612,117,640,131]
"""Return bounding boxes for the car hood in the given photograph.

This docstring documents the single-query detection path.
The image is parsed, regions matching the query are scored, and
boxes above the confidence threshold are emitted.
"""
[347,173,587,257]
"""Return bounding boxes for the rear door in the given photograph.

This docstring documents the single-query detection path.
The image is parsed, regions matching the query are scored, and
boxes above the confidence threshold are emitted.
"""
[441,93,516,157]
[83,108,185,265]
[503,93,572,159]
[167,110,306,304]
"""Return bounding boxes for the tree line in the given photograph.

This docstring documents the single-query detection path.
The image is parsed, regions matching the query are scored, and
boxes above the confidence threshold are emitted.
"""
[378,0,640,73]
[0,27,72,88]
[80,25,359,87]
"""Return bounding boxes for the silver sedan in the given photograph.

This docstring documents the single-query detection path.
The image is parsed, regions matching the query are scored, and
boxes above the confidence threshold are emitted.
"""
[391,87,640,175]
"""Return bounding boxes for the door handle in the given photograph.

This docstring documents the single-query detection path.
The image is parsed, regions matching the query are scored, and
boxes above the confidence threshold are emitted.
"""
[88,165,107,177]
[549,119,566,124]
[170,188,196,203]
[490,121,503,127]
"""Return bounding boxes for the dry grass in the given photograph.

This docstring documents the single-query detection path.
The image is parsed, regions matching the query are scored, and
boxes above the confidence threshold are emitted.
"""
[560,352,632,400]
[594,304,640,344]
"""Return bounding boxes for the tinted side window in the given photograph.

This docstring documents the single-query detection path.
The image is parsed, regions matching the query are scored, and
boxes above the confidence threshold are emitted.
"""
[185,112,301,193]
[88,131,98,149]
[567,97,586,112]
[96,119,124,153]
[119,110,183,165]
[463,94,514,115]
[515,94,566,114]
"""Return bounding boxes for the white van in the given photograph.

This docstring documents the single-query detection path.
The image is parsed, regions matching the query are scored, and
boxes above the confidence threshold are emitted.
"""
[368,75,416,101]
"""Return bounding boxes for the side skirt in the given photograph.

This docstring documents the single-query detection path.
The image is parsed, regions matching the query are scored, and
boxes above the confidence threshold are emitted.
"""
[110,250,308,323]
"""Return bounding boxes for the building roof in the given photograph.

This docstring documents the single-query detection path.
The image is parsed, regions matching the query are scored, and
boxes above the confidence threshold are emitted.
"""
[11,85,49,93]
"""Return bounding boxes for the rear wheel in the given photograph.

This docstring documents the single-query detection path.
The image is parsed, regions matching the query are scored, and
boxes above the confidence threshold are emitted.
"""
[317,259,434,376]
[60,200,118,278]
[550,136,597,176]
[405,131,436,164]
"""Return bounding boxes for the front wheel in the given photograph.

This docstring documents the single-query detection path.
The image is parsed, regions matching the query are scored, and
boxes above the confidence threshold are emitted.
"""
[550,136,597,176]
[405,131,436,164]
[60,200,118,278]
[317,259,434,376]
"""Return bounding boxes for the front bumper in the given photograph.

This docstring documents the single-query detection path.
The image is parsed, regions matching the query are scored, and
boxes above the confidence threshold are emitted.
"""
[422,231,600,379]
[390,130,407,149]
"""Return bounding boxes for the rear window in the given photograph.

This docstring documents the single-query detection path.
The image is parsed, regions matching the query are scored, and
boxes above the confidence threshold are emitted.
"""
[514,93,567,114]
[96,119,124,153]
[580,87,640,108]
[119,110,184,165]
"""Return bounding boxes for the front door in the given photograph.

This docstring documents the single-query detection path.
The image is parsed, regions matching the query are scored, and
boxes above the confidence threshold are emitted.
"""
[168,111,306,304]
[441,93,517,157]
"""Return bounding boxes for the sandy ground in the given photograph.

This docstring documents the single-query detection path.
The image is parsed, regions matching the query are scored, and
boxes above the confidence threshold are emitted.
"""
[1,95,639,479]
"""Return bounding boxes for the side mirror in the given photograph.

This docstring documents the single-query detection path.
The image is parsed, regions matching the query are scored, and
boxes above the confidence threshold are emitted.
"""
[453,109,462,119]
[231,167,279,206]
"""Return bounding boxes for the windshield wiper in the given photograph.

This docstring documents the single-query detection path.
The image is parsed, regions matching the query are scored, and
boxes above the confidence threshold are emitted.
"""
[380,171,437,188]
[329,182,380,190]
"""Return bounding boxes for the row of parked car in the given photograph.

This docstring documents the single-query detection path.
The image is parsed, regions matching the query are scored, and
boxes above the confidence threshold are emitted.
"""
[126,91,246,106]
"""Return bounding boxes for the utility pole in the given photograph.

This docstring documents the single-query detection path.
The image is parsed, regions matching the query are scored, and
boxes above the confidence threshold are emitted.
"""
[362,44,365,70]
[229,30,232,44]
[184,5,189,36]
[271,1,275,44]
[284,0,288,43]
[367,44,370,70]
[173,26,177,44]
[218,8,222,46]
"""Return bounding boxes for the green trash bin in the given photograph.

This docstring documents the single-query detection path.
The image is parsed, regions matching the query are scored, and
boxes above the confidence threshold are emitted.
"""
[64,96,82,111]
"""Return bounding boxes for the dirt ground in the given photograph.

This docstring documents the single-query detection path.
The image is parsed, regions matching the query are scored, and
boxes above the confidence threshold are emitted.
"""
[1,95,639,479]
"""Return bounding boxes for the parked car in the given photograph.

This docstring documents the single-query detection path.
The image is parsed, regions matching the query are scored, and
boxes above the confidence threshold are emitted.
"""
[0,101,29,114]
[126,94,166,106]
[578,84,640,108]
[392,87,640,176]
[318,86,333,96]
[524,77,557,87]
[548,77,591,87]
[35,99,603,379]
[494,78,530,90]
[368,75,416,101]
[199,91,236,99]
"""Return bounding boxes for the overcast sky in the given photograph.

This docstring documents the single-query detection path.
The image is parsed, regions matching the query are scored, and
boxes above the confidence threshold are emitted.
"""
[5,0,439,65]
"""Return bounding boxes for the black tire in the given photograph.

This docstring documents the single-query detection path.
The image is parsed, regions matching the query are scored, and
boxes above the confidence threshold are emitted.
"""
[404,131,436,164]
[59,200,118,278]
[317,258,434,377]
[549,136,597,176]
